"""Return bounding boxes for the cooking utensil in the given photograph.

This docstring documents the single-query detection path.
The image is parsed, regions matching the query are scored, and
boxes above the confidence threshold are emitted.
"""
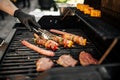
[32,28,55,40]
[33,28,48,39]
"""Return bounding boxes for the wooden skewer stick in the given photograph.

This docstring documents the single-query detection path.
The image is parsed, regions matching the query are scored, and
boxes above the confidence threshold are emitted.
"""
[98,38,118,64]
[61,8,71,20]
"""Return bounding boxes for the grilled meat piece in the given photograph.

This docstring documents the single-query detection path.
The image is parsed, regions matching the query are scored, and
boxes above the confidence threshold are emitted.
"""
[36,57,54,72]
[57,54,78,67]
[79,51,98,66]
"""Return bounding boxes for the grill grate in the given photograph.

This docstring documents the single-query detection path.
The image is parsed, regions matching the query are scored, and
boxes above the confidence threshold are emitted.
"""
[0,28,103,79]
[0,16,106,79]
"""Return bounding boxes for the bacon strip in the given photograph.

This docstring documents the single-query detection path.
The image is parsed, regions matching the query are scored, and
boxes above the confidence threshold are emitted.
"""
[21,40,55,56]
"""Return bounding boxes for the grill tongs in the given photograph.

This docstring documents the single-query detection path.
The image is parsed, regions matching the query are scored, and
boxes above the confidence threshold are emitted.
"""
[32,27,55,40]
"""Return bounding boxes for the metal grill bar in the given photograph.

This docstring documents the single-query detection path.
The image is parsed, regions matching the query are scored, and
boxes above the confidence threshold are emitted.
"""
[0,26,103,79]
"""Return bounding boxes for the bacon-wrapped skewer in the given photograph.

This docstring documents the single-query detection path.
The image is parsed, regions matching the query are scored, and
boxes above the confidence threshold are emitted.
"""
[50,35,74,48]
[33,28,74,48]
[34,33,59,51]
[50,29,87,46]
[63,34,86,46]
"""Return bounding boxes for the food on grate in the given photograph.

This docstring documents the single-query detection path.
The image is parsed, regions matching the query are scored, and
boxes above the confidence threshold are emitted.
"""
[51,36,74,48]
[77,4,90,12]
[36,57,54,72]
[34,33,59,51]
[76,3,101,17]
[63,34,86,46]
[83,7,94,15]
[79,51,98,66]
[56,54,78,67]
[50,29,87,46]
[90,9,101,17]
[21,40,55,56]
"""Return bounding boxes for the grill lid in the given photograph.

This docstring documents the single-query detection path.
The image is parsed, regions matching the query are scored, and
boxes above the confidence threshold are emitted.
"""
[68,7,120,39]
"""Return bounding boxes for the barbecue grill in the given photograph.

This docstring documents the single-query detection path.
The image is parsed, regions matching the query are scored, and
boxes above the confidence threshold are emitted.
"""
[0,3,120,80]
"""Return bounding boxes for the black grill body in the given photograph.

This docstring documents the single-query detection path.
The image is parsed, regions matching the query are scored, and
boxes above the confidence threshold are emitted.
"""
[0,16,120,80]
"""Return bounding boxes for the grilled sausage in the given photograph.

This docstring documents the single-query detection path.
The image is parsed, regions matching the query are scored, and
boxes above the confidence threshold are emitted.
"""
[50,29,67,35]
[21,40,55,56]
[50,29,87,46]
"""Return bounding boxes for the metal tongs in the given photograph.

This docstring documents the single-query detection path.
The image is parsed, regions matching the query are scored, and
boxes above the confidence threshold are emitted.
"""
[32,27,55,40]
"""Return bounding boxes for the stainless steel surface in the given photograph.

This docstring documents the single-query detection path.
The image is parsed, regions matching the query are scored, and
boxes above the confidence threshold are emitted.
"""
[0,29,16,61]
[33,28,49,39]
[33,27,55,40]
[0,38,5,47]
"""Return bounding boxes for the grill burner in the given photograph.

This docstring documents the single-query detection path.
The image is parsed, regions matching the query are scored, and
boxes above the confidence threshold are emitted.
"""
[0,16,114,79]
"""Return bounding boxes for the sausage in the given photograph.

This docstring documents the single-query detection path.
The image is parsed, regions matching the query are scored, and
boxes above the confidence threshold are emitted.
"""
[21,40,55,56]
[50,29,67,35]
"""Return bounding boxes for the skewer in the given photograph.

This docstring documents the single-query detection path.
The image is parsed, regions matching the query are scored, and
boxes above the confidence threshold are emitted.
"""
[61,8,71,20]
[98,38,118,64]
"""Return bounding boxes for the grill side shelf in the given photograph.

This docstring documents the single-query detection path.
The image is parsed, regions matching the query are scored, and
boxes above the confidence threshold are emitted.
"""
[68,7,120,39]
[0,29,16,62]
